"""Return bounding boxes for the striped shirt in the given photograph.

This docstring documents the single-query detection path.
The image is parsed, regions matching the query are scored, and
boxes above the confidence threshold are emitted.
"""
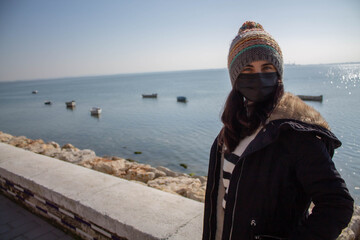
[222,127,261,209]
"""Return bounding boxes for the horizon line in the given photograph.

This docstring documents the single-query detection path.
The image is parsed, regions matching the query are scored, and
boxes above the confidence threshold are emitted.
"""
[1,61,360,83]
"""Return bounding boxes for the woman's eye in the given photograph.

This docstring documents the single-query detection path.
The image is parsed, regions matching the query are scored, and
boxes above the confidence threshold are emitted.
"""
[262,66,275,71]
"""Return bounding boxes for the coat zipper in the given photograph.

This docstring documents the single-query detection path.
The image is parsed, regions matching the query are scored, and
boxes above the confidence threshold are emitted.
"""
[229,157,246,240]
[251,219,257,239]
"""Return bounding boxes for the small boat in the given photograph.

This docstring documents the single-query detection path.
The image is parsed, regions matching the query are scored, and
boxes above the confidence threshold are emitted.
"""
[177,96,187,102]
[297,95,323,102]
[90,107,102,115]
[142,93,158,98]
[66,101,76,108]
[44,101,52,105]
[32,90,38,94]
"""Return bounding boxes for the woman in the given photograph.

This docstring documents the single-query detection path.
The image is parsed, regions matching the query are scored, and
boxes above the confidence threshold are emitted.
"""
[203,21,354,240]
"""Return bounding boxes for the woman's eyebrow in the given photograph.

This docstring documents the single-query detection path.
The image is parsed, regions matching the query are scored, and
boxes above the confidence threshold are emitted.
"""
[244,64,253,67]
[262,63,274,67]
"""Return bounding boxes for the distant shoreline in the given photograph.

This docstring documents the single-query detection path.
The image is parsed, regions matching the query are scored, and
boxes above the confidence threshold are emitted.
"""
[1,61,360,83]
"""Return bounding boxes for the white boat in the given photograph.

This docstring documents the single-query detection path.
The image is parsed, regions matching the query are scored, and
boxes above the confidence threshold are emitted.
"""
[90,107,102,115]
[66,101,76,108]
[32,90,38,94]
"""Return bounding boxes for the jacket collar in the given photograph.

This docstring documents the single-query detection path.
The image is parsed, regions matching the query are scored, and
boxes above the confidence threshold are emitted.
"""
[269,92,330,130]
[240,92,341,158]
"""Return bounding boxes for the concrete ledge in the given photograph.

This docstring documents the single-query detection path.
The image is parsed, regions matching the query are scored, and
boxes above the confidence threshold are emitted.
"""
[0,142,204,239]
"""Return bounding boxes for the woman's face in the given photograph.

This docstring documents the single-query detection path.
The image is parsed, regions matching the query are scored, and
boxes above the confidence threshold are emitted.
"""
[236,60,278,104]
[240,60,276,74]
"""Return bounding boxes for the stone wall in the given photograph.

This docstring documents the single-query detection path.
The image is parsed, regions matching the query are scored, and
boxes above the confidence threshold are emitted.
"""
[0,142,203,240]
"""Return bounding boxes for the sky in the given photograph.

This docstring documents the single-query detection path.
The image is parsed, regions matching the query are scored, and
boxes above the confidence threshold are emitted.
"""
[0,0,359,82]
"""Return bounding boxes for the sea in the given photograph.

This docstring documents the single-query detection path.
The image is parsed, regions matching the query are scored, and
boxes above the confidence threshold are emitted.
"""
[0,63,359,204]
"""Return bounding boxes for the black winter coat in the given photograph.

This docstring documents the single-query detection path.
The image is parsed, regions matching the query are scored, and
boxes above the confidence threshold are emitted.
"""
[202,119,354,240]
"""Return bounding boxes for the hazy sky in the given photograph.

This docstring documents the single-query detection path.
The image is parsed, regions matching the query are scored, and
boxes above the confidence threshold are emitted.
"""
[0,0,359,81]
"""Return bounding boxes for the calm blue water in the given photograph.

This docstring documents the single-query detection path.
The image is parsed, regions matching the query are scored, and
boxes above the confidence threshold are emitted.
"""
[0,63,359,203]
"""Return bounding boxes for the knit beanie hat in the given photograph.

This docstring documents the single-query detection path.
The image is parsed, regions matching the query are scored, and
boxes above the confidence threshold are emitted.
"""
[228,21,283,86]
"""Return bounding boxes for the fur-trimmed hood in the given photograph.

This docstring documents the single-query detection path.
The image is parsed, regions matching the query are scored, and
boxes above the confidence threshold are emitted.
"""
[269,92,330,130]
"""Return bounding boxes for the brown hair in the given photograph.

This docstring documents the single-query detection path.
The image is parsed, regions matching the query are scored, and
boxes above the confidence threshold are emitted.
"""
[219,81,284,153]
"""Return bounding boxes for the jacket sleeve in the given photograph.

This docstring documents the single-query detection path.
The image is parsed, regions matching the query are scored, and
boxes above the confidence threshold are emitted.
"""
[289,133,354,240]
[203,137,221,240]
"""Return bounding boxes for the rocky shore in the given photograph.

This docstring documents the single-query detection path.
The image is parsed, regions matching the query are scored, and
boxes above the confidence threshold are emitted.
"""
[0,131,359,239]
[0,131,206,203]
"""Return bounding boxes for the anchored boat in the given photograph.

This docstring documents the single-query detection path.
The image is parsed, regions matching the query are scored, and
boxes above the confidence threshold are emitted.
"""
[142,93,158,98]
[297,95,323,102]
[177,96,187,102]
[90,107,102,116]
[66,101,76,108]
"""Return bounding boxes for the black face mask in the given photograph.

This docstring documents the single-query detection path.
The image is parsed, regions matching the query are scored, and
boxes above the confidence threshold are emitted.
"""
[235,72,278,102]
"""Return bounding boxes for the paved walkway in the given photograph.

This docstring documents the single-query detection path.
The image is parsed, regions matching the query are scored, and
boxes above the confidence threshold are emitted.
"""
[0,193,74,240]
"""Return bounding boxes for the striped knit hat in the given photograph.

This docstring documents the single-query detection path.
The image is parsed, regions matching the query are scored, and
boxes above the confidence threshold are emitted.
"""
[228,21,283,86]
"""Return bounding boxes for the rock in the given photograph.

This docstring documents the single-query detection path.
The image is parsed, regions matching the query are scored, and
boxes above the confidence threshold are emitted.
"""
[154,170,166,178]
[156,166,179,177]
[61,143,78,151]
[24,139,46,153]
[79,161,93,169]
[192,175,207,184]
[48,141,60,149]
[147,176,206,202]
[80,157,135,177]
[127,170,155,183]
[102,156,123,161]
[337,205,360,240]
[92,158,130,174]
[187,187,206,202]
[42,142,60,153]
[33,139,45,144]
[53,148,96,164]
[8,136,31,148]
[178,173,190,177]
[83,158,166,183]
[146,168,166,178]
[0,131,13,143]
[93,159,116,174]
[42,147,62,157]
[53,150,78,163]
[124,164,157,183]
[78,149,97,162]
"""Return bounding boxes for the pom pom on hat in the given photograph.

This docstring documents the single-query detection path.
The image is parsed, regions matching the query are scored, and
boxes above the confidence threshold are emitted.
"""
[228,21,283,86]
[238,21,264,33]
